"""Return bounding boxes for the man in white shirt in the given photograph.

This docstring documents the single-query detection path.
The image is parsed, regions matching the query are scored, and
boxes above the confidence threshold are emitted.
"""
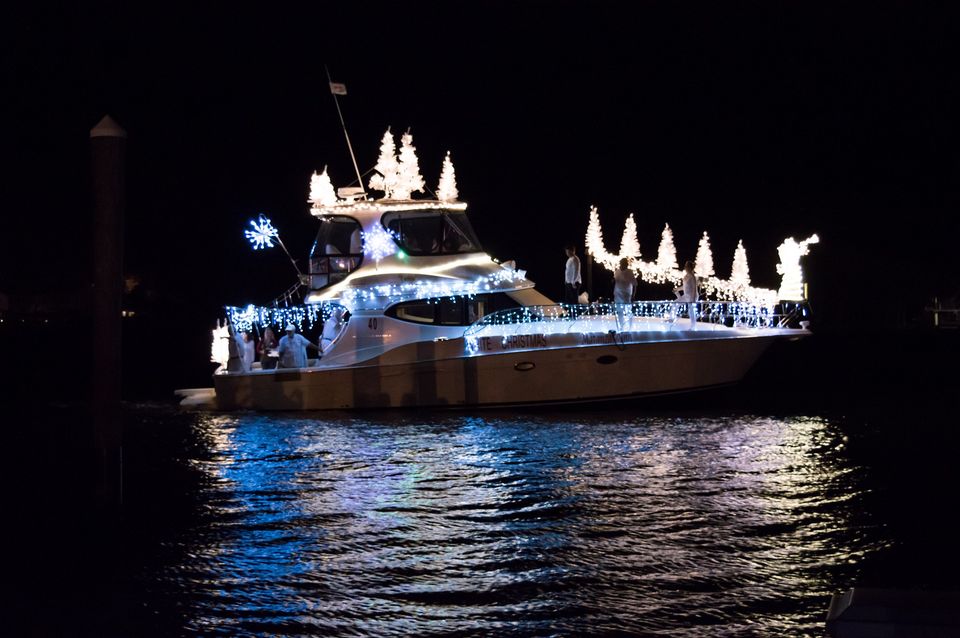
[564,244,582,304]
[277,323,319,368]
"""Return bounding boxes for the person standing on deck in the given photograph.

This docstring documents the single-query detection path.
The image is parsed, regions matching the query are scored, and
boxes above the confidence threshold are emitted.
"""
[613,257,637,329]
[237,331,256,372]
[277,323,319,368]
[673,261,699,328]
[259,326,278,370]
[564,244,582,304]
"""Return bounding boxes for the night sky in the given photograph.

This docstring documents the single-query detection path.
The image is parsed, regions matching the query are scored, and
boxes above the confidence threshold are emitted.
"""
[3,2,959,331]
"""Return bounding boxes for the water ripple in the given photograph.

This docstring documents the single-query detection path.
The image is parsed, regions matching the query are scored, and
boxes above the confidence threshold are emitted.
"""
[125,411,888,636]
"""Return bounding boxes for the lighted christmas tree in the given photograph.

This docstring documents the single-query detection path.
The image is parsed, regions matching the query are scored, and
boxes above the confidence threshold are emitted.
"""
[437,151,459,202]
[393,130,425,200]
[308,166,338,207]
[730,239,751,288]
[368,127,398,197]
[585,206,617,269]
[619,214,641,261]
[656,223,678,274]
[695,231,715,277]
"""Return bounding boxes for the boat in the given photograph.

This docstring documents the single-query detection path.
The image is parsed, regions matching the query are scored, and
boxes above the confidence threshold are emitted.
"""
[197,131,813,411]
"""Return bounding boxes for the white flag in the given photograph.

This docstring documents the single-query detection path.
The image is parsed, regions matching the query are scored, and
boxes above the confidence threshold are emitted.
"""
[329,82,347,95]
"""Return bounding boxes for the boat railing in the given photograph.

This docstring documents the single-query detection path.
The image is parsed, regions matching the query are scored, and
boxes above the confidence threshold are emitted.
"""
[463,300,810,336]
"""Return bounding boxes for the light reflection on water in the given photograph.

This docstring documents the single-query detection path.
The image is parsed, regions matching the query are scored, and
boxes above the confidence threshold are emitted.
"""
[150,412,884,636]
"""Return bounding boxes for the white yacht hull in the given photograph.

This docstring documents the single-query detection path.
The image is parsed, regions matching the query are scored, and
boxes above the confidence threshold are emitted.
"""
[212,332,784,410]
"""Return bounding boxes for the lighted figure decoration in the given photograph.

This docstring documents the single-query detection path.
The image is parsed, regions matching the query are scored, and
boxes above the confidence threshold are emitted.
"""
[776,234,819,301]
[368,127,399,197]
[437,151,459,202]
[308,166,339,208]
[211,319,231,367]
[619,214,641,262]
[695,231,715,278]
[361,223,399,264]
[730,240,751,289]
[394,130,425,200]
[244,214,279,250]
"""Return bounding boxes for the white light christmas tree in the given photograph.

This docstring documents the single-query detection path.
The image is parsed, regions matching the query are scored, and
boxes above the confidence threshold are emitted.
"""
[776,234,819,301]
[730,240,751,288]
[695,231,715,277]
[308,166,339,208]
[437,151,459,202]
[585,206,618,270]
[368,127,399,197]
[656,223,678,277]
[618,214,641,261]
[393,130,425,200]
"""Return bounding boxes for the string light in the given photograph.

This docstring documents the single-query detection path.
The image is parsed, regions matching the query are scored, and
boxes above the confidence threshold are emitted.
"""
[585,206,817,306]
[311,199,468,217]
[224,302,346,334]
[336,267,529,309]
[463,300,789,354]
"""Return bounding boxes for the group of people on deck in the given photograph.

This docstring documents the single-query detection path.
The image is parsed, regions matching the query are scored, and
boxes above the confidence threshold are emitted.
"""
[230,308,348,372]
[563,244,699,328]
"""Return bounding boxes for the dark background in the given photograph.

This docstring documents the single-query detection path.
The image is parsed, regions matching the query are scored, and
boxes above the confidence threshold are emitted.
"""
[2,1,959,398]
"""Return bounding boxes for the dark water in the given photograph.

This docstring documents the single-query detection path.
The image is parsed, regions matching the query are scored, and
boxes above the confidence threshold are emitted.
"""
[23,407,943,637]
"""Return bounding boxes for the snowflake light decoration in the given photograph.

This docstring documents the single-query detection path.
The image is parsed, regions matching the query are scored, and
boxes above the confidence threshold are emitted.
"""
[361,224,399,263]
[244,214,279,250]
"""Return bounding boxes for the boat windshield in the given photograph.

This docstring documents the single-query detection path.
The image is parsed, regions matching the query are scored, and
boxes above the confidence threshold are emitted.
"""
[382,210,482,256]
[309,216,363,290]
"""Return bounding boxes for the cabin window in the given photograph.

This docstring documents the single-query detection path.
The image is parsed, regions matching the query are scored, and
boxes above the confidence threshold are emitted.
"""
[309,216,363,289]
[387,293,520,326]
[381,210,482,256]
[394,301,436,324]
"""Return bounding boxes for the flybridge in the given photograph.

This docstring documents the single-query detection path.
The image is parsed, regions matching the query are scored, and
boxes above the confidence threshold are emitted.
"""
[307,128,461,215]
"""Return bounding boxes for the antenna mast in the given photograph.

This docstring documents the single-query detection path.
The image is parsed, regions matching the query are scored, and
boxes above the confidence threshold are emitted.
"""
[325,65,366,196]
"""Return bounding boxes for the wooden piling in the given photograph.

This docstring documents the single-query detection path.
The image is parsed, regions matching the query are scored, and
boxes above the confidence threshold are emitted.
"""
[90,115,126,509]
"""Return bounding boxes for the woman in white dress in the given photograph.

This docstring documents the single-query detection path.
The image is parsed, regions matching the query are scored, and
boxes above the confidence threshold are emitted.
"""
[613,258,637,329]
